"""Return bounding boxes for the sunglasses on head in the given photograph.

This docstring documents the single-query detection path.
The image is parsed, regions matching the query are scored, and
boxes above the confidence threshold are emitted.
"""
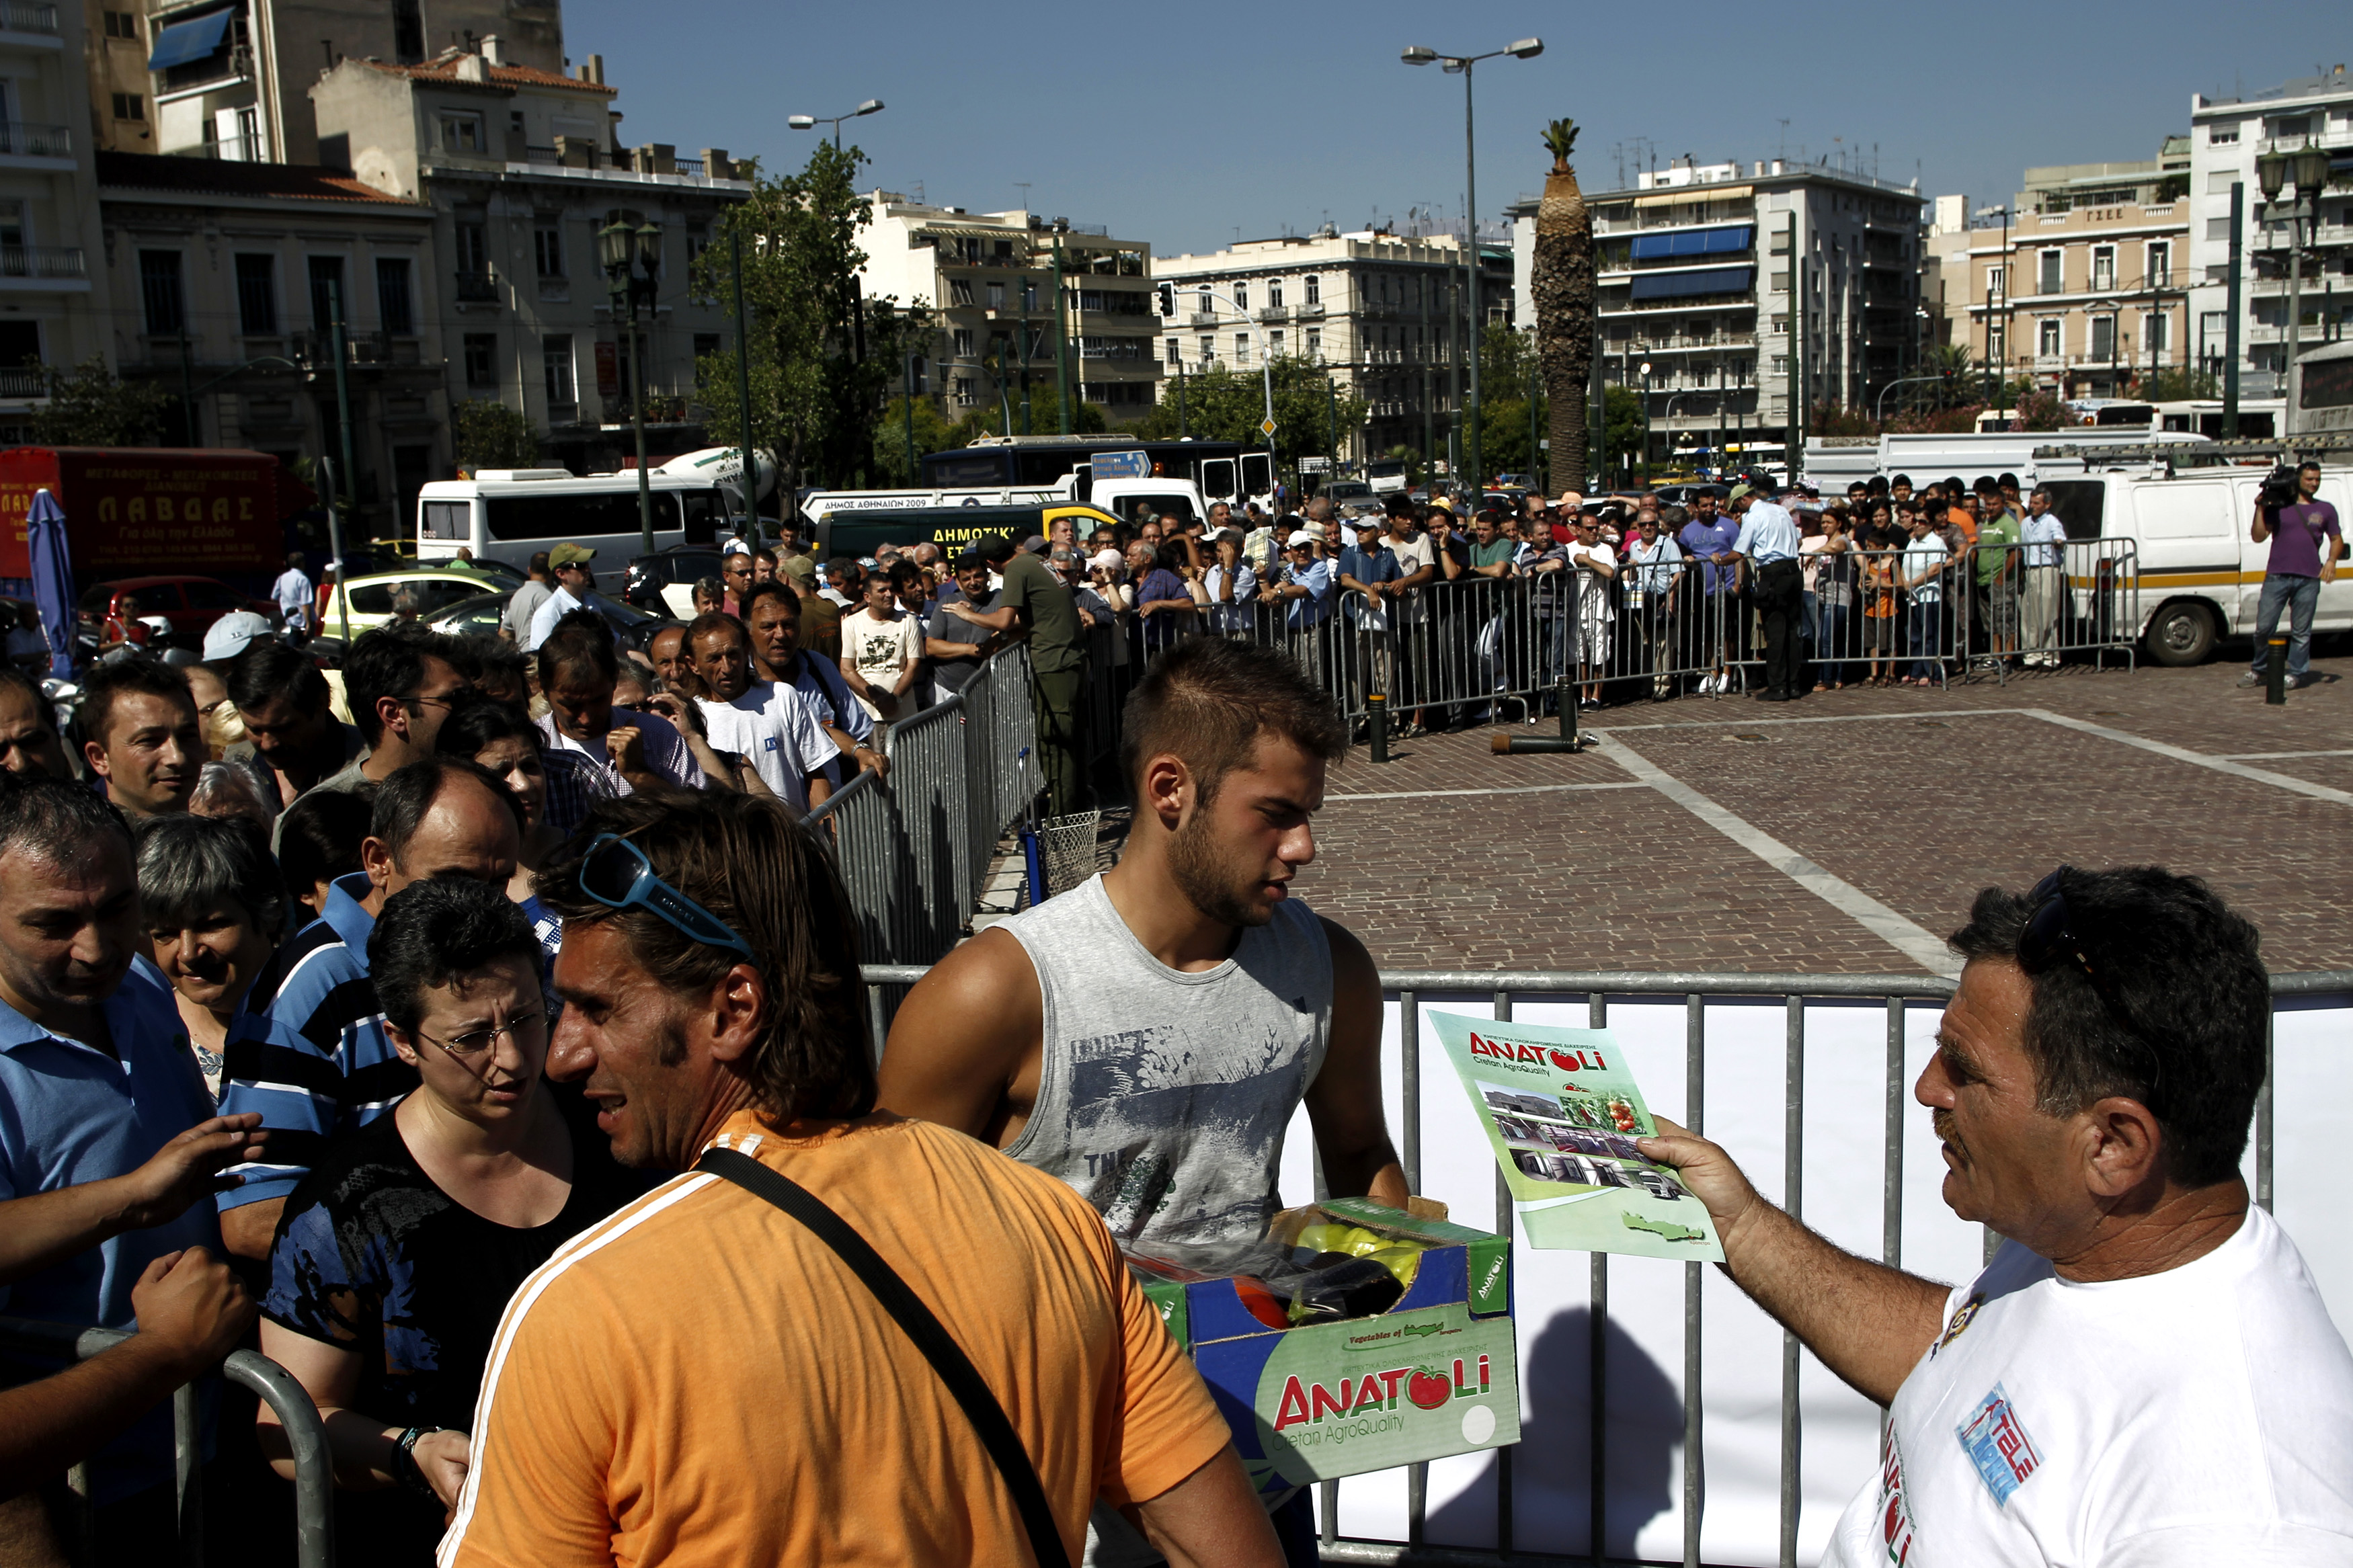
[577,832,756,964]
[2019,866,2165,1111]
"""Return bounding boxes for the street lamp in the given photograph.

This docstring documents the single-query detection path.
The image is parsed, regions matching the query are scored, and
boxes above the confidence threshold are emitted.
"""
[1977,204,2009,409]
[600,216,664,553]
[1639,360,1652,483]
[1401,36,1542,502]
[788,99,884,151]
[2258,138,2331,429]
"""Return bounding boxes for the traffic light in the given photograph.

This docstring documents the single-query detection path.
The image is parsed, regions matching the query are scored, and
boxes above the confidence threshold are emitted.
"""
[1157,283,1174,319]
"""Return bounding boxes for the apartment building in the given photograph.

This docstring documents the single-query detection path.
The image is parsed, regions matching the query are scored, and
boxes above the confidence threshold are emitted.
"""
[1929,142,2191,402]
[855,192,1158,421]
[97,149,442,530]
[311,42,749,474]
[1151,226,1513,464]
[0,0,110,440]
[1541,157,1925,459]
[138,0,562,166]
[2187,65,2353,403]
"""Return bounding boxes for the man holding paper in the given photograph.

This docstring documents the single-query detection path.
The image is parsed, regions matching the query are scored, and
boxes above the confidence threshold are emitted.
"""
[1639,866,2353,1565]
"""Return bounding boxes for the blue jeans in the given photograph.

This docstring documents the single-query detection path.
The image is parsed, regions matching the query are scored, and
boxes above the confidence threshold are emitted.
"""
[2249,573,2323,679]
[1817,602,1851,685]
[1907,600,1944,681]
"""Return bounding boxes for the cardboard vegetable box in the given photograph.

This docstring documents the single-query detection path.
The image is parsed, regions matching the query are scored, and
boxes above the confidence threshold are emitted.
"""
[1129,1197,1519,1497]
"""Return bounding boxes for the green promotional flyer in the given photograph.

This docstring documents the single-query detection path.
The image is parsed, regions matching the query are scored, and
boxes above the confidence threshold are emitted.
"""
[1428,1010,1725,1262]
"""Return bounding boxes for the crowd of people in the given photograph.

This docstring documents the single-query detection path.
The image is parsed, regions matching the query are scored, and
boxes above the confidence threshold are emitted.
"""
[0,563,2347,1566]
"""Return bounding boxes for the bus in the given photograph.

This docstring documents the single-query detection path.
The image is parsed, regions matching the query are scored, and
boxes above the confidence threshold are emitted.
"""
[415,449,758,571]
[917,436,1268,506]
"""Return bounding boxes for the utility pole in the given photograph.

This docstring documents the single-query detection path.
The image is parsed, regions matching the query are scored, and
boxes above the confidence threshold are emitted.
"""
[2225,181,2243,438]
[731,228,760,549]
[1052,241,1071,435]
[1326,376,1338,474]
[902,351,917,483]
[327,279,357,551]
[1175,354,1187,438]
[178,331,198,446]
[1589,299,1604,491]
[1786,210,1802,469]
[1460,66,1482,495]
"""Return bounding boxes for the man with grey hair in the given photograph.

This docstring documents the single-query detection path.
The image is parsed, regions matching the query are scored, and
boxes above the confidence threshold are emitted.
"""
[0,776,265,1555]
[2018,485,2069,669]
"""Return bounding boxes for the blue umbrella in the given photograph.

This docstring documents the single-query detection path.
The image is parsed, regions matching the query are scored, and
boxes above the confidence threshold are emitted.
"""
[25,487,74,678]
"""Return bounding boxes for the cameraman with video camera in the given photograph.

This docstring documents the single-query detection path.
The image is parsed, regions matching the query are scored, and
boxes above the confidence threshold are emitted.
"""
[2239,460,2342,692]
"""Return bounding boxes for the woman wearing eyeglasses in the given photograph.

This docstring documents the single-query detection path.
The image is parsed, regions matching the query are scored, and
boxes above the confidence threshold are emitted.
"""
[255,878,644,1559]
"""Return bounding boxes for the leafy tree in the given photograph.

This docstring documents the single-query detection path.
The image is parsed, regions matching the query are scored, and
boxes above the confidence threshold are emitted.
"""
[2010,389,2068,432]
[691,142,933,495]
[870,394,961,486]
[1591,384,1644,487]
[2143,366,2219,401]
[1131,356,1365,470]
[28,356,170,447]
[452,399,539,469]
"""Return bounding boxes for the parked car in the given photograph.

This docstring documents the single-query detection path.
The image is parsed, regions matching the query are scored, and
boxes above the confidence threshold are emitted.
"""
[316,566,514,638]
[1652,483,1730,507]
[426,589,667,656]
[624,546,725,618]
[1317,481,1377,511]
[75,577,278,653]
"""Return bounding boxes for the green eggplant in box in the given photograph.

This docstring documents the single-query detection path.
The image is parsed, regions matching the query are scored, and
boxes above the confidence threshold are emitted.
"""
[1129,1198,1519,1495]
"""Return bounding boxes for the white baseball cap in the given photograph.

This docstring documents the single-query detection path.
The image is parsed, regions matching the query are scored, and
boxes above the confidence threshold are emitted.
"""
[202,610,274,661]
[1286,529,1318,548]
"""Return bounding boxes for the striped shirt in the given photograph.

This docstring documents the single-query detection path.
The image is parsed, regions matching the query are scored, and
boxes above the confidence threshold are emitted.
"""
[216,872,409,1211]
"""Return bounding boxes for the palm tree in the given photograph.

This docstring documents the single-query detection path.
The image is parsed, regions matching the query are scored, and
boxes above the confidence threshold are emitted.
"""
[1532,118,1594,493]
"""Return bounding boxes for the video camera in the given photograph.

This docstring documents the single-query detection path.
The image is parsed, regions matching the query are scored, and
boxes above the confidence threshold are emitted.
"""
[2259,463,2303,511]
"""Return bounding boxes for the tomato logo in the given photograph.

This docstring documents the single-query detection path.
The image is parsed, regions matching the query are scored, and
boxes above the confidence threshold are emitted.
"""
[1550,1050,1579,1073]
[1406,1368,1452,1410]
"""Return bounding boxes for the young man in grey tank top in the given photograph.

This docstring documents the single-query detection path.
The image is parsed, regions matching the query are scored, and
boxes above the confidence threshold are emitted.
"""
[881,641,1405,1559]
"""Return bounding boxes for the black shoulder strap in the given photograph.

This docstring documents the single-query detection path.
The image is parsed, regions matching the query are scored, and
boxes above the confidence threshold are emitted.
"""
[694,1147,1073,1568]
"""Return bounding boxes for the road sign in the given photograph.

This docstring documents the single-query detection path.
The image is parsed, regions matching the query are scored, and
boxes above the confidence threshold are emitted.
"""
[1298,456,1330,473]
[1260,417,1277,437]
[1091,449,1150,480]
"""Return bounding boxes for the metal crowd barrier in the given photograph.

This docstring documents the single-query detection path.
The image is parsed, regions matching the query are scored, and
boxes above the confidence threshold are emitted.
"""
[804,645,1039,967]
[852,962,2353,1568]
[0,1315,335,1568]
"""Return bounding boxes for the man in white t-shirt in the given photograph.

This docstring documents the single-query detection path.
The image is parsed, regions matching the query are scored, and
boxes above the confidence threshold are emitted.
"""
[683,612,832,814]
[837,569,921,723]
[1643,867,2353,1567]
[272,551,314,635]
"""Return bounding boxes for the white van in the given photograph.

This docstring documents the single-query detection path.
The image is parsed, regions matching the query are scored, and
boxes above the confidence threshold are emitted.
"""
[803,468,1210,536]
[2039,463,2352,665]
[1802,429,2212,493]
[416,448,766,571]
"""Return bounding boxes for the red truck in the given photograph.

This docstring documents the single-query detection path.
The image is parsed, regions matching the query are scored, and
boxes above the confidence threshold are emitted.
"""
[0,446,314,584]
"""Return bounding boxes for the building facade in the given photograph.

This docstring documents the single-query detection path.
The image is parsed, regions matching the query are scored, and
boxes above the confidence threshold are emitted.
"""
[311,43,749,477]
[136,0,563,166]
[855,192,1158,423]
[1151,226,1513,468]
[2187,67,2353,404]
[0,0,111,440]
[1928,143,2191,404]
[97,148,442,532]
[1533,157,1924,462]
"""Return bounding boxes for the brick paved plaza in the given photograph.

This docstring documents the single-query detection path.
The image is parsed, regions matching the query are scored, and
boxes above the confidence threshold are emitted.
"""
[1292,652,2353,977]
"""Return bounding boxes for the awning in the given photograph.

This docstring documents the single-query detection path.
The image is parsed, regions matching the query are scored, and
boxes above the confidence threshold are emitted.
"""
[1628,265,1754,300]
[147,7,233,70]
[1634,184,1751,208]
[1630,224,1753,261]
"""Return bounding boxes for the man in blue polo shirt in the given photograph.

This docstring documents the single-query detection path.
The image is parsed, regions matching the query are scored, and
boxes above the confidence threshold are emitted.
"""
[0,778,264,1550]
[215,757,520,1260]
[1678,491,1742,692]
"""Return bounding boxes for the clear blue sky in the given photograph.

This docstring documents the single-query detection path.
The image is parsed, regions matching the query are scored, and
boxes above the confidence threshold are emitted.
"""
[567,0,2348,259]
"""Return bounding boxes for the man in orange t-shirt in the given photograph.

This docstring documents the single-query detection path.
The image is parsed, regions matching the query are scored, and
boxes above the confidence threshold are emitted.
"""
[439,792,1278,1568]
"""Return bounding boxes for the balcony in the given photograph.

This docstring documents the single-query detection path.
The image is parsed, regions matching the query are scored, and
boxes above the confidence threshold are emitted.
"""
[0,365,43,397]
[1291,302,1325,320]
[0,121,68,157]
[1254,306,1287,323]
[0,245,83,282]
[290,329,425,366]
[0,1,56,33]
[453,270,497,304]
[1187,310,1219,326]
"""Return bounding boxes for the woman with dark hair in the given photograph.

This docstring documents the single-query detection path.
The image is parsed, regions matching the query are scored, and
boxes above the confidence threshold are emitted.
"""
[256,877,643,1563]
[436,694,584,965]
[136,813,286,1100]
[1134,540,1197,653]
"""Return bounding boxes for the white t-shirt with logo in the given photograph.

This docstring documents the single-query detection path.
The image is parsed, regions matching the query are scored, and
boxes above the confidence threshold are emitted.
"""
[1825,1202,2353,1568]
[696,680,832,813]
[839,606,922,720]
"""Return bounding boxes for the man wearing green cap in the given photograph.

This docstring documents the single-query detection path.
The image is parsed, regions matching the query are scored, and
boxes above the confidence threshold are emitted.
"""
[527,544,606,651]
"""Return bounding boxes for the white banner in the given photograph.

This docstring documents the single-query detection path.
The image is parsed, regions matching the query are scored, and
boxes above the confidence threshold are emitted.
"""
[1276,992,2352,1565]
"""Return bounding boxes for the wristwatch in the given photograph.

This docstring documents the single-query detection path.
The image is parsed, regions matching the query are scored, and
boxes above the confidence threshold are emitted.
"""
[391,1426,443,1497]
